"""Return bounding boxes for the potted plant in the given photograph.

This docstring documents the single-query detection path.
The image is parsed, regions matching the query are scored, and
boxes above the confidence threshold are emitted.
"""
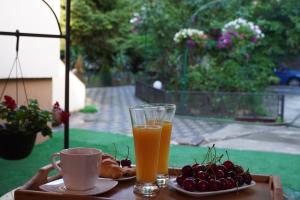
[0,95,66,160]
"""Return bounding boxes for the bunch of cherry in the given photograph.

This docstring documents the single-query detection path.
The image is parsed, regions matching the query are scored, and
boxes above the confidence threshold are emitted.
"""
[176,145,252,192]
[114,144,132,168]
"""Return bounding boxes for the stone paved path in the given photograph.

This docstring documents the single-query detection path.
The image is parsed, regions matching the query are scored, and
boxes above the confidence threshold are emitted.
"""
[70,86,225,145]
[70,86,300,154]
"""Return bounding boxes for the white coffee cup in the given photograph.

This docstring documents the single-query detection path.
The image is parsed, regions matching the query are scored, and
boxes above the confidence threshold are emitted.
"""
[51,147,102,191]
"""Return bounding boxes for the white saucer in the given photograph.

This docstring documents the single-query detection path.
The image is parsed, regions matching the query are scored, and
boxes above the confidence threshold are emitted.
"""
[39,178,118,196]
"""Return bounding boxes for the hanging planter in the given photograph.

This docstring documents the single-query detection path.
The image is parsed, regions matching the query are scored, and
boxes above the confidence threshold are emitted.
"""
[0,33,69,160]
[0,130,37,160]
[0,96,70,160]
[0,96,53,160]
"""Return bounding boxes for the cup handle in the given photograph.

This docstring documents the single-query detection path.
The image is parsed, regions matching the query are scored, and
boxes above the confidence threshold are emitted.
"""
[51,152,62,174]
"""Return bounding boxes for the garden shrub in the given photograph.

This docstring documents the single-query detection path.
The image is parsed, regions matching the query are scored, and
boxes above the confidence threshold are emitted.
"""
[65,0,300,92]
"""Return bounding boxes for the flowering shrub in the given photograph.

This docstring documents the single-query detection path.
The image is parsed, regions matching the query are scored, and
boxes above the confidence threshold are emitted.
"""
[223,18,264,39]
[173,28,207,47]
[217,18,264,50]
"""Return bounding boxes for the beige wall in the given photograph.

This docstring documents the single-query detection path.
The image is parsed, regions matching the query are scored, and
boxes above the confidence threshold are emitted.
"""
[0,78,52,110]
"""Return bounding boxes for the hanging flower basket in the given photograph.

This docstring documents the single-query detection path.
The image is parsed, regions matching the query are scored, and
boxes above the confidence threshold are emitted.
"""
[0,96,69,160]
[0,130,37,160]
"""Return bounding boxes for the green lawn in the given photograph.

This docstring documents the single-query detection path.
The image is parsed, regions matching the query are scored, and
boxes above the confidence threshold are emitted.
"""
[0,129,300,197]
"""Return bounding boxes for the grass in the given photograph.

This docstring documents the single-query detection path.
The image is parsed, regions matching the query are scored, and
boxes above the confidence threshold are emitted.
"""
[79,104,98,113]
[0,129,300,197]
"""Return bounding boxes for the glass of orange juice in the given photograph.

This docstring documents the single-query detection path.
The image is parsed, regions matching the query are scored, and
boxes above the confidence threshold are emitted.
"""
[155,104,176,187]
[129,105,165,197]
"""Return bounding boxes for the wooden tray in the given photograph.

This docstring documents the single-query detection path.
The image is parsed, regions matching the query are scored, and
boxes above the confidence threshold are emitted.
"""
[14,164,283,200]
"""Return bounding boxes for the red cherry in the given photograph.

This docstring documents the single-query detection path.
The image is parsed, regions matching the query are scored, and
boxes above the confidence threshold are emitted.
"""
[219,178,228,190]
[234,175,244,186]
[176,175,186,186]
[182,165,194,177]
[209,179,221,191]
[227,170,237,178]
[234,165,244,174]
[196,180,209,192]
[217,164,228,173]
[193,164,206,174]
[192,163,199,169]
[195,171,209,181]
[216,169,225,179]
[121,159,131,167]
[226,177,235,189]
[183,177,196,191]
[121,145,132,167]
[223,160,234,171]
[242,171,252,185]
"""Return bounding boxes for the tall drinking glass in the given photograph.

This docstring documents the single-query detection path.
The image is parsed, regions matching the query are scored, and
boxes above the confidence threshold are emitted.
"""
[129,105,165,197]
[155,104,176,187]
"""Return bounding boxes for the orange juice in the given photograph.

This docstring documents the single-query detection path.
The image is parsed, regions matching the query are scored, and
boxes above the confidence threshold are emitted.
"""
[157,121,173,174]
[133,125,161,183]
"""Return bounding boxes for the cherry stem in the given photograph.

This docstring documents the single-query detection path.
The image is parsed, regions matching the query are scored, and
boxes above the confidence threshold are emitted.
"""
[212,144,217,163]
[202,147,211,164]
[113,143,118,160]
[226,150,230,160]
[126,145,129,159]
[194,158,198,164]
[206,163,217,180]
[217,154,224,163]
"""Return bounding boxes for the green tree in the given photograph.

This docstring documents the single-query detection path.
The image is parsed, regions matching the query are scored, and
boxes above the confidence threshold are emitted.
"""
[69,0,133,69]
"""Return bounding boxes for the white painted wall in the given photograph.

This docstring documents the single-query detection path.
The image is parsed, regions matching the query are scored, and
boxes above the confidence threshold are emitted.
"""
[0,0,60,78]
[0,0,86,111]
[53,61,86,111]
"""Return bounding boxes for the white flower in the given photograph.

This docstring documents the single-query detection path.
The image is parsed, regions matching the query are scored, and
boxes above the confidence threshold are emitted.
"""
[173,28,206,43]
[223,18,264,39]
[130,17,139,24]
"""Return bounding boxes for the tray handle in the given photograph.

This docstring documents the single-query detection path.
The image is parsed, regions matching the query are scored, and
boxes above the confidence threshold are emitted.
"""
[19,162,61,190]
[270,176,283,200]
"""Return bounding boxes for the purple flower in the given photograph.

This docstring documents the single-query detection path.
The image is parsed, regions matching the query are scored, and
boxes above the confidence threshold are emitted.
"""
[186,39,197,48]
[232,31,239,37]
[251,37,257,43]
[217,42,224,49]
[217,32,234,49]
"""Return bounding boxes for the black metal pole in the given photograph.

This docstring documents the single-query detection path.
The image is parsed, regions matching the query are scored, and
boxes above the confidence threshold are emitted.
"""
[0,31,65,39]
[64,0,71,149]
[280,94,285,122]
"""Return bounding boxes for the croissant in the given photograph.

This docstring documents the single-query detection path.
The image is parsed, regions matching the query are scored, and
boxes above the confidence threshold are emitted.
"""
[102,158,118,166]
[102,153,115,160]
[100,164,123,179]
[121,167,136,177]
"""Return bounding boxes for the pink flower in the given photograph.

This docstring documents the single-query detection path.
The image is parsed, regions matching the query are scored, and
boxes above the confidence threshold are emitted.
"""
[52,101,70,125]
[3,95,17,110]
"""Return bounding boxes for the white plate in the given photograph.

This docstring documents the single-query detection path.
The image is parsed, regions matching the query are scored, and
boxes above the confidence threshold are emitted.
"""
[114,175,136,181]
[168,178,256,197]
[100,175,136,181]
[39,178,118,196]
